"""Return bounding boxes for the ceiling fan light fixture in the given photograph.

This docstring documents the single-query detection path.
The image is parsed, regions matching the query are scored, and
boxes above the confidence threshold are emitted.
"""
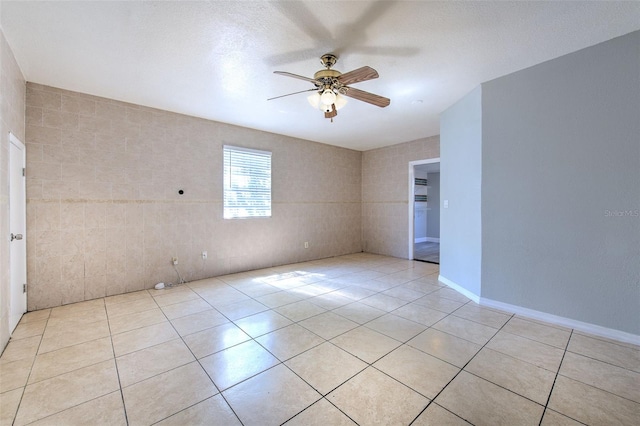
[271,53,390,121]
[334,94,348,110]
[309,91,346,112]
[320,89,337,106]
[307,92,321,109]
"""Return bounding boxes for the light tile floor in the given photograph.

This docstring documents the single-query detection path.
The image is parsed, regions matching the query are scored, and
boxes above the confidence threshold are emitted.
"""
[1,253,639,425]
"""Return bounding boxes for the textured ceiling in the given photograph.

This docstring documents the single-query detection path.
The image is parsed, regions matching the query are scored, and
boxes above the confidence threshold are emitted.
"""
[1,1,639,151]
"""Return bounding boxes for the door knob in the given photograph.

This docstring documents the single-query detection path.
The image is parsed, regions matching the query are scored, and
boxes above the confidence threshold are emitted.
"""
[10,233,23,241]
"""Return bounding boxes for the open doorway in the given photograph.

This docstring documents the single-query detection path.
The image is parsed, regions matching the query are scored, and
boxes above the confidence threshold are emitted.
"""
[408,158,440,263]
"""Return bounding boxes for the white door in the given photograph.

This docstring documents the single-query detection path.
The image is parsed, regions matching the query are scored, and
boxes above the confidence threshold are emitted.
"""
[9,132,27,332]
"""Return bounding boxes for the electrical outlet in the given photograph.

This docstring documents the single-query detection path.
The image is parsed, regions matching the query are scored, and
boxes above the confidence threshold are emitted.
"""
[172,257,178,265]
[304,242,309,249]
[202,251,207,260]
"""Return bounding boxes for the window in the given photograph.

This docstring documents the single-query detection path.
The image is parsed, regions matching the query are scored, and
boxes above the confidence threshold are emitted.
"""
[223,145,271,219]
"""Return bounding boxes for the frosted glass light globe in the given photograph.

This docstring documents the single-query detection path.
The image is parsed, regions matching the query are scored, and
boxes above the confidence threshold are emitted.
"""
[320,89,337,105]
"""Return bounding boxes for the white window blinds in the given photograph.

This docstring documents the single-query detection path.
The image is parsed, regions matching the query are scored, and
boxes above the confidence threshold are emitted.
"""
[223,145,272,219]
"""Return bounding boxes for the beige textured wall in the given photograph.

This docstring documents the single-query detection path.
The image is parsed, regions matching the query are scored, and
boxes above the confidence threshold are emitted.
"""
[0,29,26,348]
[25,83,362,310]
[362,136,439,258]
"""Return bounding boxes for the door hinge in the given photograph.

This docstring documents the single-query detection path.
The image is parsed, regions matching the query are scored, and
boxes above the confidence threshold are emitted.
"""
[23,283,26,293]
[22,168,25,177]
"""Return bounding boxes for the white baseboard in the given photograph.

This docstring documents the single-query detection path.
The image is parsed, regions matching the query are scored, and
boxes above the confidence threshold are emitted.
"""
[438,275,480,304]
[480,297,640,346]
[437,275,639,346]
[415,237,440,243]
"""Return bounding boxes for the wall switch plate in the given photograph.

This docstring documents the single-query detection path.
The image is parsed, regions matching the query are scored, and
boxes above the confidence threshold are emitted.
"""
[172,257,178,265]
[444,200,449,208]
[202,251,207,260]
[304,242,309,249]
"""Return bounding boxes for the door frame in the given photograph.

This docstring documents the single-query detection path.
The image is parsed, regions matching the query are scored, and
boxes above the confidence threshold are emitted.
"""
[408,157,440,260]
[9,131,27,333]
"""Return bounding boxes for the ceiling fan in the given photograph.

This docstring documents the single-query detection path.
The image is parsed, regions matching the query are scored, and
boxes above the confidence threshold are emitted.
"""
[269,53,390,121]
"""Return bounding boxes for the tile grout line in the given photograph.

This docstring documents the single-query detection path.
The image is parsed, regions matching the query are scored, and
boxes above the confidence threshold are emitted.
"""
[560,347,640,376]
[414,318,568,376]
[543,332,640,409]
[538,329,574,426]
[571,331,640,350]
[105,298,131,426]
[154,287,246,426]
[217,272,362,425]
[6,309,51,425]
[111,288,225,424]
[13,302,121,425]
[407,311,515,425]
[274,329,387,425]
[277,274,441,425]
[430,309,582,411]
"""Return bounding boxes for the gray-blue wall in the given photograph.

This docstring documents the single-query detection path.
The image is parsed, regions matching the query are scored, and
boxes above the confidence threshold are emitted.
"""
[481,31,640,334]
[440,86,482,296]
[441,31,640,335]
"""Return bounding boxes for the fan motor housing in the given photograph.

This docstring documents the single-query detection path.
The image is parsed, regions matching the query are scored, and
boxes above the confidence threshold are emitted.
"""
[314,69,341,80]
